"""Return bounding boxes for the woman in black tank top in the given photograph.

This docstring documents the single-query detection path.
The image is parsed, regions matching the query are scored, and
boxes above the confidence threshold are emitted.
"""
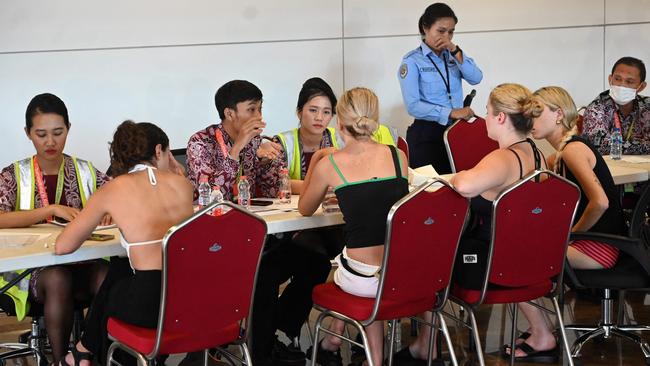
[501,87,629,361]
[398,83,546,364]
[299,88,409,366]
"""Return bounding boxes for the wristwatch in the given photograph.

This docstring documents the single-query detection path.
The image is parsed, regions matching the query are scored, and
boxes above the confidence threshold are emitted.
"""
[450,46,462,56]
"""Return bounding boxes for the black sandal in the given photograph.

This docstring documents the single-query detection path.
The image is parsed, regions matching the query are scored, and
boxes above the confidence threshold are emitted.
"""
[60,346,93,366]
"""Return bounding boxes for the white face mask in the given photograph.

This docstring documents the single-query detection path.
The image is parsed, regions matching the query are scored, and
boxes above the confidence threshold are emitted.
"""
[609,85,637,105]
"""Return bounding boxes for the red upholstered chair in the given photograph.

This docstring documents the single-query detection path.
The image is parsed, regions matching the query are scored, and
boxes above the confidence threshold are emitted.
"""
[310,179,470,366]
[397,136,410,161]
[443,117,499,173]
[106,202,267,366]
[450,170,580,366]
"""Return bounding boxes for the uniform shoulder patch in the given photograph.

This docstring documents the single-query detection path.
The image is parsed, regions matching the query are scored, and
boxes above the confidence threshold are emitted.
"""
[399,63,408,79]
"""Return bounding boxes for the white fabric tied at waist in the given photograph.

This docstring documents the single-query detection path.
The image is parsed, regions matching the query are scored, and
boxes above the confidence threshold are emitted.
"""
[338,247,381,277]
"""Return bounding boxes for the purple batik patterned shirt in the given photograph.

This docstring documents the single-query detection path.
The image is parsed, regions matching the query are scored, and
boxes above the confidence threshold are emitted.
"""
[186,123,279,201]
[582,93,650,155]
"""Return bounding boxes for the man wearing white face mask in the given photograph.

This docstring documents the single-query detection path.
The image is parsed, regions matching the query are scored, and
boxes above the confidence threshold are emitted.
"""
[583,56,650,155]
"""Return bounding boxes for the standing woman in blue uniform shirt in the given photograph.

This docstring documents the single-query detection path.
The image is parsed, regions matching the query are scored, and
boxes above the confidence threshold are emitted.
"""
[398,2,483,173]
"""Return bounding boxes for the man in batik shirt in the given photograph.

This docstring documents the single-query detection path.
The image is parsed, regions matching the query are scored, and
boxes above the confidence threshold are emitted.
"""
[583,57,650,155]
[186,80,278,200]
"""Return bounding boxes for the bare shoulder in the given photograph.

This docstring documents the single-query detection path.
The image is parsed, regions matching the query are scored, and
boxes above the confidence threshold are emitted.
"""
[562,140,593,164]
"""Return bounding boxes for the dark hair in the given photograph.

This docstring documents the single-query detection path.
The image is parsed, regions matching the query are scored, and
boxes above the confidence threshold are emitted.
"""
[612,56,646,82]
[214,80,263,120]
[419,3,458,36]
[109,120,170,176]
[296,77,337,114]
[25,93,70,131]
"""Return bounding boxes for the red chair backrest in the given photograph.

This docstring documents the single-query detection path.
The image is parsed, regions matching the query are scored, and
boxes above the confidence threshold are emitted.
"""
[397,136,410,161]
[158,203,266,347]
[487,171,580,288]
[444,117,499,173]
[377,182,469,311]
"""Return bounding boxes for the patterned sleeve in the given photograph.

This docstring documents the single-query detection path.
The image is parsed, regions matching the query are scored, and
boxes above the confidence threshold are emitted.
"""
[582,100,610,155]
[255,136,285,198]
[187,130,240,201]
[94,167,110,188]
[0,164,17,212]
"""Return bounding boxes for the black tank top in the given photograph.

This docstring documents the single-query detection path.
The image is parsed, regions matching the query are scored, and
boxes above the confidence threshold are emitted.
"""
[557,136,626,235]
[330,145,410,248]
[469,138,544,240]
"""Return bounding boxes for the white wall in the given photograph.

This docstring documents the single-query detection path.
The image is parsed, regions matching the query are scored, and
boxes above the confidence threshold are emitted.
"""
[1,0,649,171]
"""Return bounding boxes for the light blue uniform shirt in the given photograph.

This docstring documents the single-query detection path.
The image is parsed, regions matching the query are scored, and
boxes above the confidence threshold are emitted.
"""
[398,42,483,125]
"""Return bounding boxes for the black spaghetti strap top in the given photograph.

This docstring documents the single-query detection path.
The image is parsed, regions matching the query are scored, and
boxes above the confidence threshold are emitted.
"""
[331,145,410,248]
[557,136,626,235]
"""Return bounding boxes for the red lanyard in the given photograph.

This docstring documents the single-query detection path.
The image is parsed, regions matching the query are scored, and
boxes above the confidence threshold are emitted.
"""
[613,110,635,142]
[215,127,244,194]
[33,156,64,222]
[215,128,229,158]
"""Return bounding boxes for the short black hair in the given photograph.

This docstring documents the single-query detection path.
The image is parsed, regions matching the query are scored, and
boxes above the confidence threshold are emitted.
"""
[419,3,458,36]
[25,93,70,131]
[296,77,337,114]
[214,80,263,120]
[612,56,646,83]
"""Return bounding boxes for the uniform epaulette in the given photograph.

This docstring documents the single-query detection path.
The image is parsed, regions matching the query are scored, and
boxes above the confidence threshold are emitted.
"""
[402,48,419,60]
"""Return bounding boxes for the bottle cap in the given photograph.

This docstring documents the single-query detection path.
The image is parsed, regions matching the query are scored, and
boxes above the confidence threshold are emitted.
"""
[199,175,209,183]
[280,168,288,174]
[240,175,248,180]
[212,185,221,191]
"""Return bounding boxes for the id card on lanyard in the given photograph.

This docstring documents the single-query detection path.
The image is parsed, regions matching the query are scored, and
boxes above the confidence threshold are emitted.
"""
[32,156,65,222]
[215,128,244,194]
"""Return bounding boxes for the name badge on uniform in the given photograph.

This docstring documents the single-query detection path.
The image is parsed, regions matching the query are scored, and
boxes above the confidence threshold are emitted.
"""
[463,254,478,264]
[399,64,408,79]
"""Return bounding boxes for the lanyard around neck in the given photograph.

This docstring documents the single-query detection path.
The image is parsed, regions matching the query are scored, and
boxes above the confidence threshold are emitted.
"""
[215,127,244,183]
[613,107,637,143]
[426,52,451,103]
[32,156,65,220]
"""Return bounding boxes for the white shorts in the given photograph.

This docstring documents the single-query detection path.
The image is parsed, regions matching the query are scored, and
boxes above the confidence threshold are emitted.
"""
[333,247,381,298]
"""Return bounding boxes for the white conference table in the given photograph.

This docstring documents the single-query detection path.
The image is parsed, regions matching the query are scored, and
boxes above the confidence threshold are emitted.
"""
[605,155,650,185]
[0,197,343,273]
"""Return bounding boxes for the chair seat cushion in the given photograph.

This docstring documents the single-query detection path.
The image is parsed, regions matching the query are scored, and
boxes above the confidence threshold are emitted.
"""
[107,317,240,355]
[573,257,650,289]
[312,282,436,321]
[452,280,552,305]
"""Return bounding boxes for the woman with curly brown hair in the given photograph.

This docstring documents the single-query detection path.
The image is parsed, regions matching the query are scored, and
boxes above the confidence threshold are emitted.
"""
[55,120,193,366]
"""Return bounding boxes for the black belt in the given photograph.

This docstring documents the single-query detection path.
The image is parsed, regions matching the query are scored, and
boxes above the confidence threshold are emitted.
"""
[339,256,379,278]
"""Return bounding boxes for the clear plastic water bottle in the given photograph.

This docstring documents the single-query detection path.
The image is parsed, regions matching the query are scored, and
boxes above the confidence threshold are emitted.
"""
[237,176,251,209]
[209,185,225,216]
[278,168,291,204]
[198,175,211,209]
[610,128,623,160]
[321,186,340,214]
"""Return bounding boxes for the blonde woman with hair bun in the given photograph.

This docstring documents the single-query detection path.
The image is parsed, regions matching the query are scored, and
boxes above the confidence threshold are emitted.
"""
[503,86,628,361]
[299,87,409,366]
[390,83,547,364]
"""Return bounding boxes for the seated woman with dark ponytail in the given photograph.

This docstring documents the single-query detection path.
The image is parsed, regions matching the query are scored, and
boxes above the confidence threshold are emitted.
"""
[54,121,194,366]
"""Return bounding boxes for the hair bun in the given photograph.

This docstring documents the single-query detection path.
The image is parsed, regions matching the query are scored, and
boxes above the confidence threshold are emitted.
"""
[521,96,544,119]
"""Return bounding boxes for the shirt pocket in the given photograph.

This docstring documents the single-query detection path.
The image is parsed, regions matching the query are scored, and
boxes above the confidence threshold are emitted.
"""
[420,71,447,101]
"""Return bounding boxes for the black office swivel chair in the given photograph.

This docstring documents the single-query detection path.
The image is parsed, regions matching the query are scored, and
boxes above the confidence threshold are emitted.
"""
[564,182,650,364]
[0,269,49,366]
